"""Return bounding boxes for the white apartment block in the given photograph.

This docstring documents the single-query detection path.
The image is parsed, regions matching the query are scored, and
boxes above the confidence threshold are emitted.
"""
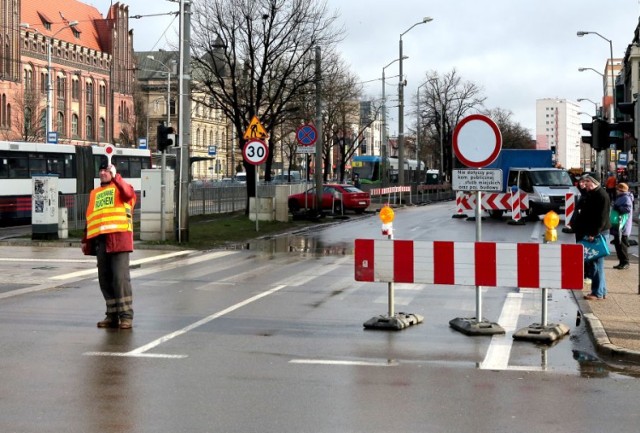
[535,98,583,170]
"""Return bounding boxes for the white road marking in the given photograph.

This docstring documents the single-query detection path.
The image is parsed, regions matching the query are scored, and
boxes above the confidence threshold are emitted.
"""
[479,292,523,370]
[290,359,398,367]
[84,284,287,359]
[530,221,542,241]
[50,250,200,280]
[0,258,95,263]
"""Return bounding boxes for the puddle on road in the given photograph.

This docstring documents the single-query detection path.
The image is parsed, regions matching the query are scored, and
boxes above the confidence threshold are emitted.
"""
[243,234,354,257]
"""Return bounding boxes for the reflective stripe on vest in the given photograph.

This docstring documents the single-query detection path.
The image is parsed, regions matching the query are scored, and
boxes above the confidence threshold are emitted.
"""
[86,185,133,239]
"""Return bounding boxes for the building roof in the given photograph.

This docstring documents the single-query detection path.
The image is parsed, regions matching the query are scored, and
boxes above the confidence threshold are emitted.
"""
[21,0,108,51]
[135,51,179,80]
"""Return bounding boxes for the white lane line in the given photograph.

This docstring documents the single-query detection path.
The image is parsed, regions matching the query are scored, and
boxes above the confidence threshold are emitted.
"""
[0,258,95,263]
[478,292,523,370]
[530,221,542,241]
[289,359,398,367]
[50,250,197,280]
[84,284,287,358]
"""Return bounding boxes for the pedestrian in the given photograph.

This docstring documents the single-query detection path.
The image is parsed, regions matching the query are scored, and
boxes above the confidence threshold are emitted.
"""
[611,182,634,270]
[353,173,361,189]
[81,161,137,329]
[572,173,611,300]
[605,172,617,201]
[569,176,588,241]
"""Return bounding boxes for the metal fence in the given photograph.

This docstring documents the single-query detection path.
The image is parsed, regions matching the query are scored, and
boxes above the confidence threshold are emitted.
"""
[64,183,454,230]
[65,183,309,230]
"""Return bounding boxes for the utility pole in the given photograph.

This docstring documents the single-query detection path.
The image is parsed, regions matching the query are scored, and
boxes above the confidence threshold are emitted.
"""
[315,46,323,210]
[176,0,191,242]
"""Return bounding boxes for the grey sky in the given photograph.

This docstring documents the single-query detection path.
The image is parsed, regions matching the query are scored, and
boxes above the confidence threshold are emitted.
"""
[90,0,640,135]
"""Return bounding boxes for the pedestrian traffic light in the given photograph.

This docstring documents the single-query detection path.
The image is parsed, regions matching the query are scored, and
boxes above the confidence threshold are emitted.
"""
[156,122,175,152]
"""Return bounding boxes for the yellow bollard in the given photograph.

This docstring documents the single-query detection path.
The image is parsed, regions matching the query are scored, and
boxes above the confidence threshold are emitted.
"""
[543,211,559,243]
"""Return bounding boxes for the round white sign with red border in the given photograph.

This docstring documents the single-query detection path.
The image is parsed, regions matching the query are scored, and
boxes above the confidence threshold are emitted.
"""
[452,114,502,168]
[243,139,269,165]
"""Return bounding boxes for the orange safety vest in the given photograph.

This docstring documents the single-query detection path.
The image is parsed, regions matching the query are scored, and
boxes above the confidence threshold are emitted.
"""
[86,184,135,239]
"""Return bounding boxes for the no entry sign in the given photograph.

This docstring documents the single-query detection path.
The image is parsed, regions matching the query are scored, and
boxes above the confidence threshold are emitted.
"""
[452,114,502,168]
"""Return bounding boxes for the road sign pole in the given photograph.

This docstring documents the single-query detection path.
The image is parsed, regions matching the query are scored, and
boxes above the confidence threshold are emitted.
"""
[449,114,504,336]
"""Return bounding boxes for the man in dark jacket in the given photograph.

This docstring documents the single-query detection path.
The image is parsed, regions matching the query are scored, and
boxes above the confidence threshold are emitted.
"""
[82,161,137,329]
[572,173,611,300]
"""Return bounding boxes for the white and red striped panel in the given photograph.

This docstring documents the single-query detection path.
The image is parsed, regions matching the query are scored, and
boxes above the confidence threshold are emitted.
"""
[354,239,584,290]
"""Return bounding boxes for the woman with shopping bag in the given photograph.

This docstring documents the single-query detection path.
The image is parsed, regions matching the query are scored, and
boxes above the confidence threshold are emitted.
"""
[611,182,634,270]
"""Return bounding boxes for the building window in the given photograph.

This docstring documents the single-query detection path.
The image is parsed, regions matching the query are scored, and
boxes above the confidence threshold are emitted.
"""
[72,78,79,100]
[56,112,64,136]
[99,118,105,140]
[86,82,93,103]
[40,71,47,94]
[71,114,78,136]
[86,116,94,139]
[99,84,106,105]
[56,76,65,98]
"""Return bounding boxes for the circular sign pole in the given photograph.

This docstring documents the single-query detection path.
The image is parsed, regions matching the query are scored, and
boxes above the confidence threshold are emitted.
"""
[243,139,270,231]
[450,114,504,336]
[105,144,115,166]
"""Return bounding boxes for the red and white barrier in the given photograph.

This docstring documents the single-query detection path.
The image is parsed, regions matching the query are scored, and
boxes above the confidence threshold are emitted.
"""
[455,191,529,212]
[565,193,575,227]
[354,239,584,290]
[510,189,522,223]
[369,186,411,196]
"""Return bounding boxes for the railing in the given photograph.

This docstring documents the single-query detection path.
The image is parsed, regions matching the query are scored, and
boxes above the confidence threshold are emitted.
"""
[64,183,308,230]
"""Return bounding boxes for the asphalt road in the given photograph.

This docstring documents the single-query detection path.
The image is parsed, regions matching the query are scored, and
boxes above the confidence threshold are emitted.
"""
[1,202,639,433]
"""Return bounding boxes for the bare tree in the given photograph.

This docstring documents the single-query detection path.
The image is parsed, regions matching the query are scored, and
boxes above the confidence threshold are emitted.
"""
[190,0,343,209]
[414,69,486,180]
[480,107,534,149]
[2,89,45,142]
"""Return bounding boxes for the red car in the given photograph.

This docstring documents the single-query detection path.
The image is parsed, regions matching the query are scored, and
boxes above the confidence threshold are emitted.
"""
[288,184,371,214]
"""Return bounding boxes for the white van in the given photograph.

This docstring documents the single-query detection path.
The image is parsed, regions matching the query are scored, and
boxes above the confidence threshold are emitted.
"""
[235,172,246,184]
[507,168,580,217]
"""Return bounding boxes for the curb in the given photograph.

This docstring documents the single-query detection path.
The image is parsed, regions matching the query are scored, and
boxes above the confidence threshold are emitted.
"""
[574,291,640,364]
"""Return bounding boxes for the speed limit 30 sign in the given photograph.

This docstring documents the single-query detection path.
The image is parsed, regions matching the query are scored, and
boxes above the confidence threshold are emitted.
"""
[243,139,269,165]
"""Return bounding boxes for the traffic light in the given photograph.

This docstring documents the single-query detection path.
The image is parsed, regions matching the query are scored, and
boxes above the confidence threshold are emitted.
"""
[616,99,637,139]
[156,122,175,152]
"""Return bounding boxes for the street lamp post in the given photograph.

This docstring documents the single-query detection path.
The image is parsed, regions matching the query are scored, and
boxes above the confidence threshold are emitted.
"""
[21,21,79,141]
[577,98,600,116]
[398,17,433,187]
[146,55,175,243]
[381,57,406,184]
[416,80,431,183]
[577,31,615,123]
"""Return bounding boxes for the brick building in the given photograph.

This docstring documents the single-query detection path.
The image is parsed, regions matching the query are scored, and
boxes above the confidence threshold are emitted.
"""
[0,0,136,145]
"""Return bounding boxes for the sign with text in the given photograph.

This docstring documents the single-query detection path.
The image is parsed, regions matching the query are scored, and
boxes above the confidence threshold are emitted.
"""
[452,169,503,192]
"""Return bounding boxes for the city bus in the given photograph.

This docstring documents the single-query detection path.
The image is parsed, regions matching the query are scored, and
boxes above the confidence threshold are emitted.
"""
[0,141,151,225]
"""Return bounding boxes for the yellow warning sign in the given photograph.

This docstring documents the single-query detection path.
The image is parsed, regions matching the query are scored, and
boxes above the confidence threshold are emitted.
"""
[243,116,268,140]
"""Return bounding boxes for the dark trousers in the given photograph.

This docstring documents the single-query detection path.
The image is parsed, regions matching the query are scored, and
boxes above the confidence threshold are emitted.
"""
[96,237,133,319]
[613,233,630,266]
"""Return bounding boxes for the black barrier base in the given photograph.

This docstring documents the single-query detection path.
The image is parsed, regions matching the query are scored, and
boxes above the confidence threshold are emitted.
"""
[452,214,467,219]
[363,312,424,331]
[449,317,505,336]
[561,227,574,234]
[512,322,570,344]
[508,219,526,226]
[465,217,486,222]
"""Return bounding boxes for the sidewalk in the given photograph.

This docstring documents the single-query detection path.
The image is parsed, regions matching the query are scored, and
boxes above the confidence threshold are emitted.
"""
[577,251,640,363]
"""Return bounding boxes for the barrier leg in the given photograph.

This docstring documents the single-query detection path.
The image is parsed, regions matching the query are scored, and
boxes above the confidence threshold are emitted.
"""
[513,287,570,343]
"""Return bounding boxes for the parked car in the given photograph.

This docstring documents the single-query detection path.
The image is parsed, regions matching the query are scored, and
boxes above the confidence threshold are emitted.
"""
[288,184,370,214]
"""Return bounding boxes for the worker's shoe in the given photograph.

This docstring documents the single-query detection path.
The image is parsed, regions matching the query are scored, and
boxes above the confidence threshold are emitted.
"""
[119,318,133,330]
[96,314,119,328]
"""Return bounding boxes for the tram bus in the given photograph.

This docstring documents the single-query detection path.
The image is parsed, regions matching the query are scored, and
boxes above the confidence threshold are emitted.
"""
[0,141,151,225]
[351,155,425,184]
